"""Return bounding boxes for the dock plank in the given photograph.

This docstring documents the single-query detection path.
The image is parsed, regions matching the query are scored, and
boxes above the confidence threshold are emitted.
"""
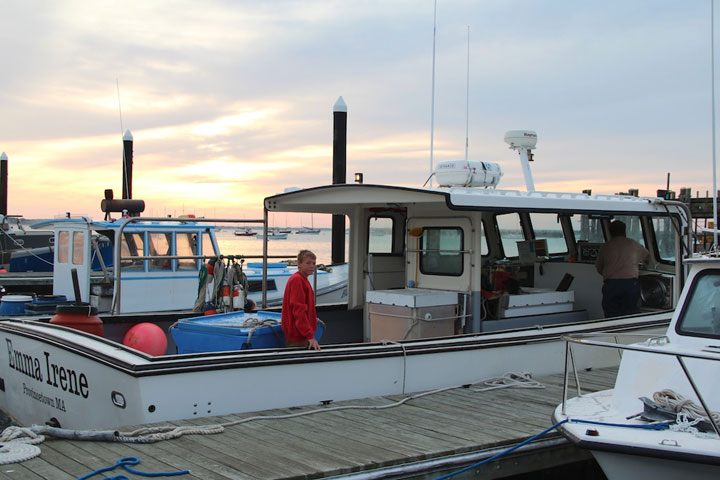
[5,367,619,479]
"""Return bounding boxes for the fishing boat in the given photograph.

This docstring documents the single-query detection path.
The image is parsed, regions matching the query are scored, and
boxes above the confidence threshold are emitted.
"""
[552,255,720,479]
[0,130,694,430]
[9,198,344,315]
[233,227,257,236]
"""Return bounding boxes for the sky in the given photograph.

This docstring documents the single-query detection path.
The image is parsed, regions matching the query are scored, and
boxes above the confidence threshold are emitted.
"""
[1,0,718,225]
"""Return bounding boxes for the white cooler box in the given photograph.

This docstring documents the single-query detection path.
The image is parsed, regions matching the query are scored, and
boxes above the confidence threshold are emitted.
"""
[366,288,458,341]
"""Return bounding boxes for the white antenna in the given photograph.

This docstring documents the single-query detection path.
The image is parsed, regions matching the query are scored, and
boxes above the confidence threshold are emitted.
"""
[712,0,718,251]
[464,25,470,162]
[429,0,437,188]
[116,78,124,135]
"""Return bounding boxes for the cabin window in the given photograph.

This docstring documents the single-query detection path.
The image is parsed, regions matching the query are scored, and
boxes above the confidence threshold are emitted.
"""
[570,214,605,243]
[368,217,394,254]
[148,232,172,271]
[248,279,278,293]
[176,233,197,270]
[496,213,524,258]
[676,269,720,338]
[57,231,69,264]
[121,233,145,271]
[652,217,676,263]
[419,227,464,276]
[72,232,84,265]
[201,231,217,258]
[612,215,646,247]
[528,213,567,255]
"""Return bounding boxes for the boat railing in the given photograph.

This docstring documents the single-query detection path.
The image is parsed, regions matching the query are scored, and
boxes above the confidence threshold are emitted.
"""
[560,332,720,436]
[112,216,285,314]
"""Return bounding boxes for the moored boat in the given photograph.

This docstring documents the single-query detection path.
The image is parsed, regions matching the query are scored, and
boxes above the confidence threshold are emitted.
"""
[233,227,257,236]
[256,231,288,240]
[552,255,720,479]
[0,130,696,431]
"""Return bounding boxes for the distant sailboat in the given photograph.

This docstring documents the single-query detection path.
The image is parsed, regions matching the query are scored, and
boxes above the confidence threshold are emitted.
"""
[277,215,292,234]
[295,214,320,234]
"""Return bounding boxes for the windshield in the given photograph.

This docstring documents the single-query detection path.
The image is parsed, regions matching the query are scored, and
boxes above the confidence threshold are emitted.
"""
[676,268,720,339]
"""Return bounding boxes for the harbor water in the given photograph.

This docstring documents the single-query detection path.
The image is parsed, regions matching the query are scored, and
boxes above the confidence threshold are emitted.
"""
[214,227,350,266]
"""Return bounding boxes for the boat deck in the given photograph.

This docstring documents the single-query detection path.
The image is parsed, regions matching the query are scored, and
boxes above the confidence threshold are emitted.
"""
[0,367,617,479]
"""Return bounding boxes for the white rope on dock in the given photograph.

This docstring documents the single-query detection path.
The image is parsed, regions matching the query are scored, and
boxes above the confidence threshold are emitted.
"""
[115,424,226,443]
[0,427,44,464]
[0,371,545,462]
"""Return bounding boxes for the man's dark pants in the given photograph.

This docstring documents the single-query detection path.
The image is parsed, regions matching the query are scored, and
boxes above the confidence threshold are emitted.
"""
[602,278,641,318]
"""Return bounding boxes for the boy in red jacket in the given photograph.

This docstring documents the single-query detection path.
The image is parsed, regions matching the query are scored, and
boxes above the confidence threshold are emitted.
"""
[281,250,321,351]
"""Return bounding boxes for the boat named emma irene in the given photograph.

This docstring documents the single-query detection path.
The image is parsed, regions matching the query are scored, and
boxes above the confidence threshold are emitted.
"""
[0,130,696,430]
[553,255,720,479]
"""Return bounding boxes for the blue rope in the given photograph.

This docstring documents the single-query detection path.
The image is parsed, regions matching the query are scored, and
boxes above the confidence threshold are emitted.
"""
[435,416,673,479]
[76,456,190,480]
[569,418,671,430]
[433,419,569,480]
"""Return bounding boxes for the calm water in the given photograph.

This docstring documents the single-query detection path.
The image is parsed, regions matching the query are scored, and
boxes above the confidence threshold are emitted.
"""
[214,228,346,266]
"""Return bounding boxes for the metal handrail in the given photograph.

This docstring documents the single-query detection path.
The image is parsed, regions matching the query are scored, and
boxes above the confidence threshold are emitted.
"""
[560,333,720,436]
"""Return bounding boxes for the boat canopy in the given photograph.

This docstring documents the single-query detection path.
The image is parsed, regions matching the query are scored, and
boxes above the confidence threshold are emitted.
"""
[265,183,687,216]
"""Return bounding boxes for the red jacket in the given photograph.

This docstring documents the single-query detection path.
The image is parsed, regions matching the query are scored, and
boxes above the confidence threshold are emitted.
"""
[281,272,317,342]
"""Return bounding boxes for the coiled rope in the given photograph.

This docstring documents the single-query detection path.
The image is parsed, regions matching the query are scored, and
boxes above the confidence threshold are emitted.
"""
[653,388,720,425]
[0,426,45,464]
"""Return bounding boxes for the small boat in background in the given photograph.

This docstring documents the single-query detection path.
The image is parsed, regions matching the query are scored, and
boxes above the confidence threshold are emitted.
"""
[257,231,288,240]
[234,227,257,236]
[296,214,320,234]
[295,226,320,235]
[0,215,55,272]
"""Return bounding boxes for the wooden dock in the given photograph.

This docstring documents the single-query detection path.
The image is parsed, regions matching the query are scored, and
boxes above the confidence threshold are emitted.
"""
[0,368,617,479]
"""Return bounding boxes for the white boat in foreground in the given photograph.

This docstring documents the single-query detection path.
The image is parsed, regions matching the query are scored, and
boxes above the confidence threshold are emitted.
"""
[553,255,720,479]
[0,130,695,430]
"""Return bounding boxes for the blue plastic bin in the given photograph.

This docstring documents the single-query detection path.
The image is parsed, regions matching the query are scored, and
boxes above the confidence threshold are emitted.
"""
[171,310,324,354]
[0,295,34,315]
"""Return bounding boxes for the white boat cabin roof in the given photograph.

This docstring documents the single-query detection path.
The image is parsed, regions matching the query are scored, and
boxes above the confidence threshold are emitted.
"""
[265,184,683,216]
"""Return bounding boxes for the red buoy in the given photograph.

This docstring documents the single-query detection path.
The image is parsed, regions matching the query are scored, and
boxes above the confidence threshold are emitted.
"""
[123,322,167,356]
[50,304,104,337]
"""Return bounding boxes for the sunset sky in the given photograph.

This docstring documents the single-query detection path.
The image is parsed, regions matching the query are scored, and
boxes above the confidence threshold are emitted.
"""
[1,1,718,226]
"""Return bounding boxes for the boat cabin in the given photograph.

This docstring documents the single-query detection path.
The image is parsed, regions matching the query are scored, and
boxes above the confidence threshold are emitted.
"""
[31,216,221,314]
[265,140,690,341]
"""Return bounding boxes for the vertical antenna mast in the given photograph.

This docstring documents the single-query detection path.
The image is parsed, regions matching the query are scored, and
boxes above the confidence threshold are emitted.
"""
[429,0,437,187]
[712,0,718,251]
[465,25,470,163]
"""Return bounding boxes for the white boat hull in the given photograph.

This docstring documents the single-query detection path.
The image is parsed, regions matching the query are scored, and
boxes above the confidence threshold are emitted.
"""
[0,313,668,430]
[554,391,720,480]
[593,451,719,480]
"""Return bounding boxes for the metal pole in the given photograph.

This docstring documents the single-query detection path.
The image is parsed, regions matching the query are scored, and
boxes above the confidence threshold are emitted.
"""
[332,96,347,265]
[429,0,437,187]
[712,0,718,249]
[122,130,133,200]
[0,152,7,216]
[262,208,269,308]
